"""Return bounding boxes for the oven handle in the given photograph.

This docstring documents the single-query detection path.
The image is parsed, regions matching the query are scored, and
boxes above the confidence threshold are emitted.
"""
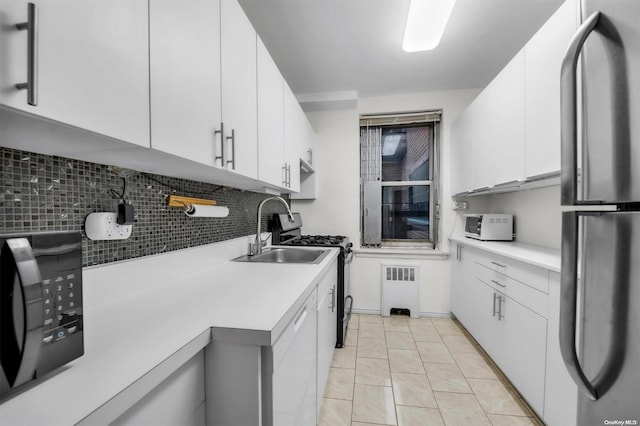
[341,295,353,322]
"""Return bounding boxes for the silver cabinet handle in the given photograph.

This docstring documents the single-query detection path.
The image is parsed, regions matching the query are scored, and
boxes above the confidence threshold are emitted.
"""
[560,11,600,205]
[226,129,235,170]
[15,2,38,106]
[560,211,598,400]
[490,261,506,268]
[214,122,225,167]
[307,148,313,165]
[492,292,499,317]
[498,295,504,321]
[282,163,287,186]
[286,163,291,187]
[329,286,335,313]
[491,279,506,288]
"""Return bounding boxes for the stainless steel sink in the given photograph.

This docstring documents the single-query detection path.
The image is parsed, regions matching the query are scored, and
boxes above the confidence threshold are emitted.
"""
[233,247,330,264]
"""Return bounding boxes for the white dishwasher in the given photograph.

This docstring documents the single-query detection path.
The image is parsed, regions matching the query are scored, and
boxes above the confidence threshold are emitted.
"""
[272,289,318,426]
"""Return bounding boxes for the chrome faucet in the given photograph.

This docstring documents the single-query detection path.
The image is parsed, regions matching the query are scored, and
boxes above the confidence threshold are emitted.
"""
[250,196,295,256]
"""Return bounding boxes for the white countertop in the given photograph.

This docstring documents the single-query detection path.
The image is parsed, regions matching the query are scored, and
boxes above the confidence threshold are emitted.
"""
[450,234,561,272]
[0,235,339,426]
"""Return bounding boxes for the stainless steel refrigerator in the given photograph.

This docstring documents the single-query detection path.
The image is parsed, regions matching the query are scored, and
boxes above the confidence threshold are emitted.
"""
[560,0,640,423]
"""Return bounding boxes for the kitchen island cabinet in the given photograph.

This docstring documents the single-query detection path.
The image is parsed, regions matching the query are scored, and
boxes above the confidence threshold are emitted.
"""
[449,237,577,425]
[0,0,150,148]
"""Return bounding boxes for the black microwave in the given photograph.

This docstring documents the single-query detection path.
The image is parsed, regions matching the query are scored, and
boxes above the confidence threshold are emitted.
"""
[1,231,84,400]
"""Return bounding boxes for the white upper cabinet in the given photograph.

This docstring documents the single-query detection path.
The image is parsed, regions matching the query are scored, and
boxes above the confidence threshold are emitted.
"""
[450,107,474,195]
[451,0,576,195]
[524,0,579,179]
[290,117,317,199]
[451,51,525,194]
[0,0,150,147]
[284,82,302,193]
[221,0,258,179]
[257,36,286,189]
[149,0,221,166]
[479,50,526,188]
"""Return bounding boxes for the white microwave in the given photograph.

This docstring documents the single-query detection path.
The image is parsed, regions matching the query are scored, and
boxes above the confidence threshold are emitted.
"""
[464,214,514,241]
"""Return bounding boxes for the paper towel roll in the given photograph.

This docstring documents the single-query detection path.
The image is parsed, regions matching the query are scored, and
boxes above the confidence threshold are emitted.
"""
[184,204,229,218]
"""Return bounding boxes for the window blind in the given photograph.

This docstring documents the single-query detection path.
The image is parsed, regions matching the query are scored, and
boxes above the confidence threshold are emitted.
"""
[360,110,441,127]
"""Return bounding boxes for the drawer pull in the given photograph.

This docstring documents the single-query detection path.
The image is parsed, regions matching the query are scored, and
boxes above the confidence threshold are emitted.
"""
[491,279,506,288]
[491,261,506,268]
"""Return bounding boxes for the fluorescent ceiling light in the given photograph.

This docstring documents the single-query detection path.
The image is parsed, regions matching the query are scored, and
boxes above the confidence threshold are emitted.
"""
[402,0,456,52]
[382,134,402,156]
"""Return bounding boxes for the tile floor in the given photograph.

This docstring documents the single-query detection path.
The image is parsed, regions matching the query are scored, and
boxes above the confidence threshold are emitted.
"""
[319,314,543,426]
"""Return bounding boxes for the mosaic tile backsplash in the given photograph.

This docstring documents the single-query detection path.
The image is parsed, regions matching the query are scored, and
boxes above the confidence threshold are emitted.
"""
[0,147,290,266]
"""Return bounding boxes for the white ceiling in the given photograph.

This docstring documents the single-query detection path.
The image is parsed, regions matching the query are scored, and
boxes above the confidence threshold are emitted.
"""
[238,0,566,99]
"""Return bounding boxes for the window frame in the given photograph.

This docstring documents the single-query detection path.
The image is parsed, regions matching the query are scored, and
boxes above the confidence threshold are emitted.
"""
[360,111,441,249]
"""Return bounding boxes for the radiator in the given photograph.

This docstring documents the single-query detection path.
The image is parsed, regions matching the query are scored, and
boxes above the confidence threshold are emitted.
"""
[381,264,419,318]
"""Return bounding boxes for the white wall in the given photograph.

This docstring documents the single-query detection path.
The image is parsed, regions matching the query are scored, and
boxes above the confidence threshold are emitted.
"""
[291,107,360,240]
[461,185,562,249]
[292,89,481,316]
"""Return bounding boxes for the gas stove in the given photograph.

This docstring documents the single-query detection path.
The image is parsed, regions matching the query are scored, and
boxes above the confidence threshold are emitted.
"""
[287,234,350,248]
[270,213,354,348]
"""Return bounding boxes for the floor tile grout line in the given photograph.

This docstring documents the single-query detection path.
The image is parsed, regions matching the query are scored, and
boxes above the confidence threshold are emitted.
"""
[450,317,543,424]
[343,314,541,425]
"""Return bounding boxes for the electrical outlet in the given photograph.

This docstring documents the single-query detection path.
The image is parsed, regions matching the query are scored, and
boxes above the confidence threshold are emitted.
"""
[85,212,133,240]
[452,201,468,211]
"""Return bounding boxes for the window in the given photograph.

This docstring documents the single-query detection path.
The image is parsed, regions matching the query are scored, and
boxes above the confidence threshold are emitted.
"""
[360,111,441,248]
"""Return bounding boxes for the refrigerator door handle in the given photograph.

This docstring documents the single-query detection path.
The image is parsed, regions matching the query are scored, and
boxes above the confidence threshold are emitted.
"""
[559,212,598,400]
[560,11,600,206]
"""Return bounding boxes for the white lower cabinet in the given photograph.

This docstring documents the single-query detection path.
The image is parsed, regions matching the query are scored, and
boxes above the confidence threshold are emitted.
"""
[450,242,555,420]
[272,289,317,426]
[112,352,206,426]
[205,257,337,426]
[79,330,211,426]
[543,272,578,426]
[316,264,337,417]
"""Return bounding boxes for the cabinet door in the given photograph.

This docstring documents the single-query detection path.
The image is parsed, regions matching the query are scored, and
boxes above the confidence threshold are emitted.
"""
[316,281,336,417]
[449,108,473,195]
[112,352,206,426]
[273,291,317,426]
[544,272,578,425]
[149,0,221,167]
[284,82,302,192]
[257,36,286,188]
[524,0,579,179]
[473,51,526,189]
[450,246,492,345]
[0,0,149,147]
[499,292,547,416]
[221,0,258,179]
